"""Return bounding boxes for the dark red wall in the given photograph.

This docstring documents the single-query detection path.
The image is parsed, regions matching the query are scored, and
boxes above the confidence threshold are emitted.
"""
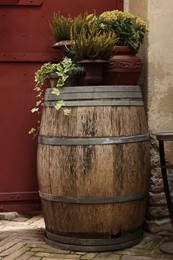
[0,0,123,212]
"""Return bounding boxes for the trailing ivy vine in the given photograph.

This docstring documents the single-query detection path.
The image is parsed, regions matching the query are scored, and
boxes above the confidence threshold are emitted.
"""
[29,57,75,137]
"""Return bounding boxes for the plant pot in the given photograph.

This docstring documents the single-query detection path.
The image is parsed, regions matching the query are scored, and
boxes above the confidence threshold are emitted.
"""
[103,46,143,85]
[48,73,59,88]
[52,40,75,59]
[78,59,107,86]
[52,40,72,51]
[48,68,82,88]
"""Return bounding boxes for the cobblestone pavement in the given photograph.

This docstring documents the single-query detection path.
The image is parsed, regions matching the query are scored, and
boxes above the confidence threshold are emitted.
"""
[0,213,173,260]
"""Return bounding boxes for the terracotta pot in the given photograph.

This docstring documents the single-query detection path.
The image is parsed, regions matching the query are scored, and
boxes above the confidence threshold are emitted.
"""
[52,40,72,50]
[78,59,107,86]
[48,73,59,88]
[103,46,143,85]
[48,67,84,88]
[48,72,78,88]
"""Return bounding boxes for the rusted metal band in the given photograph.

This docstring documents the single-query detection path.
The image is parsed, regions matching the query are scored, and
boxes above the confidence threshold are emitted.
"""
[45,91,142,101]
[44,231,143,252]
[39,191,148,204]
[45,233,143,252]
[44,100,144,107]
[45,85,141,94]
[45,228,143,247]
[45,228,143,246]
[44,85,143,106]
[38,133,149,146]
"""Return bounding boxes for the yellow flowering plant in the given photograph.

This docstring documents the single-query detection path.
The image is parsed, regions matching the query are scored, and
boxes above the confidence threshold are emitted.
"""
[97,10,148,49]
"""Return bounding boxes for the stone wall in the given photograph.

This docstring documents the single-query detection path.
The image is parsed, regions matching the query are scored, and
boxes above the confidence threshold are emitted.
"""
[124,0,173,233]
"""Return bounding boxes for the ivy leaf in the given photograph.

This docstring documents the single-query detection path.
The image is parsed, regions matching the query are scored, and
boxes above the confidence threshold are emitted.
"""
[36,92,43,98]
[63,108,71,115]
[31,107,39,113]
[57,78,66,87]
[28,128,36,135]
[54,100,64,110]
[51,88,60,96]
[34,86,41,91]
[36,101,42,106]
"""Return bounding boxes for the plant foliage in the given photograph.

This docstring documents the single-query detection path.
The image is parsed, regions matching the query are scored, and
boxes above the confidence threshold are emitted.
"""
[29,57,75,137]
[97,10,148,49]
[69,16,117,60]
[50,12,84,41]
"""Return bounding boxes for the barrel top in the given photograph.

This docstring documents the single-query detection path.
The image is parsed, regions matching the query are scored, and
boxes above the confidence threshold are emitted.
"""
[44,85,143,105]
[156,131,173,141]
[46,85,141,94]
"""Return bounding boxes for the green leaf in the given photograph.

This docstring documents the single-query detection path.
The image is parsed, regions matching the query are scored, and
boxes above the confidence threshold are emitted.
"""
[36,101,42,106]
[36,92,43,98]
[29,128,36,134]
[57,78,66,87]
[31,108,39,113]
[34,86,41,91]
[54,100,64,110]
[51,88,60,95]
[63,108,71,115]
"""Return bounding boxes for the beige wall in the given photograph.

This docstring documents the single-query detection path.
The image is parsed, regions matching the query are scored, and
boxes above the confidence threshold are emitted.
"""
[124,0,148,109]
[148,0,173,133]
[124,0,148,20]
[125,0,173,133]
[125,0,173,232]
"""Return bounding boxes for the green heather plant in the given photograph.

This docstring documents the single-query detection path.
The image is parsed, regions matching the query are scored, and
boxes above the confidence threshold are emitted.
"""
[97,10,148,49]
[69,16,117,60]
[29,57,75,136]
[50,12,84,42]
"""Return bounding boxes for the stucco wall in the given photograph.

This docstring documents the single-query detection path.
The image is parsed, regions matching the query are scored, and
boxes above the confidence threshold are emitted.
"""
[148,0,173,232]
[148,1,173,133]
[124,0,148,107]
[125,0,173,233]
[124,0,173,130]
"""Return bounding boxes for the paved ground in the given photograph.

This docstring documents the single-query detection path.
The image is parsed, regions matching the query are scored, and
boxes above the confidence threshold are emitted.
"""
[0,213,173,260]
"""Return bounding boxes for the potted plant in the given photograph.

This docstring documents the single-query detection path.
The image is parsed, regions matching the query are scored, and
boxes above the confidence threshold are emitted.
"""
[97,10,148,85]
[49,12,84,51]
[29,57,76,136]
[69,15,117,85]
[98,10,148,49]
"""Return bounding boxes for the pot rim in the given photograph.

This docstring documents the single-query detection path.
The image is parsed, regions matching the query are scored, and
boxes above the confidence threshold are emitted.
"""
[113,46,139,54]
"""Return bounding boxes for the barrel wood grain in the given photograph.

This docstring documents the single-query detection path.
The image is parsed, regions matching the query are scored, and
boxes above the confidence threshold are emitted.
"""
[37,85,150,247]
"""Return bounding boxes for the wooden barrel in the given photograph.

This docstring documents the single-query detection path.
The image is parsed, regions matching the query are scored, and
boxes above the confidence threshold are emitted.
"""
[37,85,150,252]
